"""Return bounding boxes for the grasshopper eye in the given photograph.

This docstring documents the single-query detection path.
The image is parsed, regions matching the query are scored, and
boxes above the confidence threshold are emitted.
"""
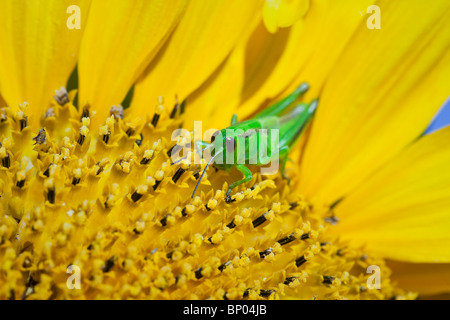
[226,137,236,153]
[211,130,220,143]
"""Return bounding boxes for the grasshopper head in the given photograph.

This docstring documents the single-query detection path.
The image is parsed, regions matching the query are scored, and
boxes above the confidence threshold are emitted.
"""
[209,129,238,170]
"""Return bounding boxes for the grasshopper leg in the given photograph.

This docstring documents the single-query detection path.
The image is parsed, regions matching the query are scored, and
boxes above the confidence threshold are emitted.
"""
[254,82,309,119]
[279,146,290,174]
[279,146,292,184]
[226,164,253,203]
[230,114,238,125]
[260,146,291,183]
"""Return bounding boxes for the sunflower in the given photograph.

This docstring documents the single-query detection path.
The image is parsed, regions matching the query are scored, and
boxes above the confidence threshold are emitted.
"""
[0,0,449,300]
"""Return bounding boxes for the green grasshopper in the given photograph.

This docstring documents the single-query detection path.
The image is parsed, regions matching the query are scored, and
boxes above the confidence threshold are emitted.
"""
[190,82,317,202]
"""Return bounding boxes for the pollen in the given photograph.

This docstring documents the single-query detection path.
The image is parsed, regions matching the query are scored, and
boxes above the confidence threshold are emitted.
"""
[0,91,414,300]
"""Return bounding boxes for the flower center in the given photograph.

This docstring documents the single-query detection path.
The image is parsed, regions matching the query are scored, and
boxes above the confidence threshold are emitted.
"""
[0,90,413,300]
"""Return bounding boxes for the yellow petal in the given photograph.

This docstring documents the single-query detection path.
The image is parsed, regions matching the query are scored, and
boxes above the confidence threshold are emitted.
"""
[184,16,307,131]
[388,260,450,296]
[0,0,91,129]
[130,0,261,119]
[329,127,450,263]
[185,47,246,130]
[239,0,374,120]
[278,0,374,105]
[185,19,302,130]
[0,95,6,107]
[263,0,310,33]
[187,0,371,128]
[77,0,187,122]
[299,0,450,205]
[187,0,374,133]
[238,20,307,120]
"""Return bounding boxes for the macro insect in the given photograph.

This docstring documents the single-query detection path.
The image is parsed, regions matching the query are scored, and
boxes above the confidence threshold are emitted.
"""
[174,82,317,203]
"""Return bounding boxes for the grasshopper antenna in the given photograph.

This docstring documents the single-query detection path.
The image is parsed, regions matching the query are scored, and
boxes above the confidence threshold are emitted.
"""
[191,150,222,198]
[171,156,188,165]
